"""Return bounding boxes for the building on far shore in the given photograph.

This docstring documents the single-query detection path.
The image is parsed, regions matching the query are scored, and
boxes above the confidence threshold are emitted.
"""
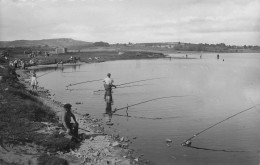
[55,47,67,54]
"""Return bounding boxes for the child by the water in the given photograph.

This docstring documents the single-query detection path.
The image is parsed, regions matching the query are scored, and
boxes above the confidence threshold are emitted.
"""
[30,73,38,91]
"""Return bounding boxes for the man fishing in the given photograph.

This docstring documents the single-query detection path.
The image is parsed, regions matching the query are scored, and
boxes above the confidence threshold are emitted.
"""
[62,103,80,142]
[103,73,116,102]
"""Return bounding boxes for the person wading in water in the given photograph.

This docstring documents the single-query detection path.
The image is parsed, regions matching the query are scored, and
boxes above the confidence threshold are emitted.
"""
[103,73,116,103]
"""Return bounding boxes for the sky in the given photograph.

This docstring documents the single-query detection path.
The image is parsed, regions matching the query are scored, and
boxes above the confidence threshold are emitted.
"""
[0,0,259,45]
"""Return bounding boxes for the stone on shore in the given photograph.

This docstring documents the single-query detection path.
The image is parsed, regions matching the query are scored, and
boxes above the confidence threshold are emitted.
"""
[111,142,120,147]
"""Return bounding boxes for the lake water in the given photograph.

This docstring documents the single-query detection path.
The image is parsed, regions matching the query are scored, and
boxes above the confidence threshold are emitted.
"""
[36,53,260,165]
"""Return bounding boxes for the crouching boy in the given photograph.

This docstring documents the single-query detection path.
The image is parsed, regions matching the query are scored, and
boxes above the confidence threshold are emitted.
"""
[62,103,79,142]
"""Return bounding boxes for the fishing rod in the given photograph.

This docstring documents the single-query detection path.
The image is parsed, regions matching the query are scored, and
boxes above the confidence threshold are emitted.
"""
[113,95,192,112]
[115,77,163,87]
[181,104,260,147]
[37,70,56,79]
[62,71,89,74]
[66,79,103,88]
[116,84,151,89]
[79,127,90,132]
[67,88,93,91]
[93,84,151,93]
[92,77,165,92]
[113,113,180,120]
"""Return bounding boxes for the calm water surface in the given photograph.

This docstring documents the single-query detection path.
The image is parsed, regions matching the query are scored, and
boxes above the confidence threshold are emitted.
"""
[36,53,260,165]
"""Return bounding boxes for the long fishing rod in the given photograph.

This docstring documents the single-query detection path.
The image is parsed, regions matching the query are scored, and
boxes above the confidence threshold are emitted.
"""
[37,70,56,79]
[113,113,180,120]
[115,77,163,87]
[93,84,151,93]
[114,95,192,112]
[181,104,260,147]
[79,127,90,132]
[92,77,164,92]
[67,88,93,91]
[62,71,89,74]
[66,79,103,88]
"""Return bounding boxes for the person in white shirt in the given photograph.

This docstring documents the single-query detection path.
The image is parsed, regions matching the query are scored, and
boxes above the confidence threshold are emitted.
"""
[31,73,38,91]
[103,73,116,102]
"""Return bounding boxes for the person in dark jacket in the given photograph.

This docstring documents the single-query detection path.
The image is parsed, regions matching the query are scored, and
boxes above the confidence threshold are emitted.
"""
[62,103,79,141]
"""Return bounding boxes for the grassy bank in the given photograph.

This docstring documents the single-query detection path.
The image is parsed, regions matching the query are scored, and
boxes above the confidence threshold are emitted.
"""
[0,55,147,165]
[0,58,83,164]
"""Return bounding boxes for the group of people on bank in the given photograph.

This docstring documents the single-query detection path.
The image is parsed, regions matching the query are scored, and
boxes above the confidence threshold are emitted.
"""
[9,58,27,69]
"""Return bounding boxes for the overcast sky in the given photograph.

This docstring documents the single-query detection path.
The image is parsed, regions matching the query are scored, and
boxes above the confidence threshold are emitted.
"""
[0,0,259,45]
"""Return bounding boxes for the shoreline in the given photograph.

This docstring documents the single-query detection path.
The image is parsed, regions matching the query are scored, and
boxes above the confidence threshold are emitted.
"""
[20,68,142,164]
[1,49,206,165]
[0,60,148,164]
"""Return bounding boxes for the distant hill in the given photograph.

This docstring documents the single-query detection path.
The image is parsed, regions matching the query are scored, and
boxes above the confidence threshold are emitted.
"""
[0,38,93,49]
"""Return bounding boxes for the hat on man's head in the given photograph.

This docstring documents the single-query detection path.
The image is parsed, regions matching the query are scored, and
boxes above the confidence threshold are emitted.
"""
[63,103,72,109]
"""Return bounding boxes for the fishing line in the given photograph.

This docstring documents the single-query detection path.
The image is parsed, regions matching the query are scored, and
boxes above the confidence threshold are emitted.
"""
[79,127,90,132]
[93,84,151,93]
[66,79,103,88]
[67,88,93,91]
[37,70,56,79]
[116,84,151,89]
[181,104,260,147]
[114,95,192,112]
[115,77,164,87]
[92,77,165,92]
[112,113,180,120]
[62,71,89,74]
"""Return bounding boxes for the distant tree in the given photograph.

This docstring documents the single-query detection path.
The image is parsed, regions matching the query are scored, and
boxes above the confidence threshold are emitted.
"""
[93,41,110,47]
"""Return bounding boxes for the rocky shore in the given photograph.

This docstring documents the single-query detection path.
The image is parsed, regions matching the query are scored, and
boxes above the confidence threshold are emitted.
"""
[0,59,149,164]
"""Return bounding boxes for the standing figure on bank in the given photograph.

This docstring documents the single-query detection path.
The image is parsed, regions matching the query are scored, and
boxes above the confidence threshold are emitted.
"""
[62,103,79,142]
[31,73,38,91]
[103,73,116,102]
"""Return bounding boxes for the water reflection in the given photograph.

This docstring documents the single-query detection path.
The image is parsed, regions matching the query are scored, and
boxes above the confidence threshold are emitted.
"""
[104,101,113,123]
[103,92,113,124]
[32,63,82,73]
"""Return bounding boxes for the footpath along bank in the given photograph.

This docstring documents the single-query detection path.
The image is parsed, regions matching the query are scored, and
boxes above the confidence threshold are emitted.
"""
[0,59,149,164]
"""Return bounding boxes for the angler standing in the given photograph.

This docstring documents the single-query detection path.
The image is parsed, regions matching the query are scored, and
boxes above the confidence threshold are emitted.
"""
[103,73,116,102]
